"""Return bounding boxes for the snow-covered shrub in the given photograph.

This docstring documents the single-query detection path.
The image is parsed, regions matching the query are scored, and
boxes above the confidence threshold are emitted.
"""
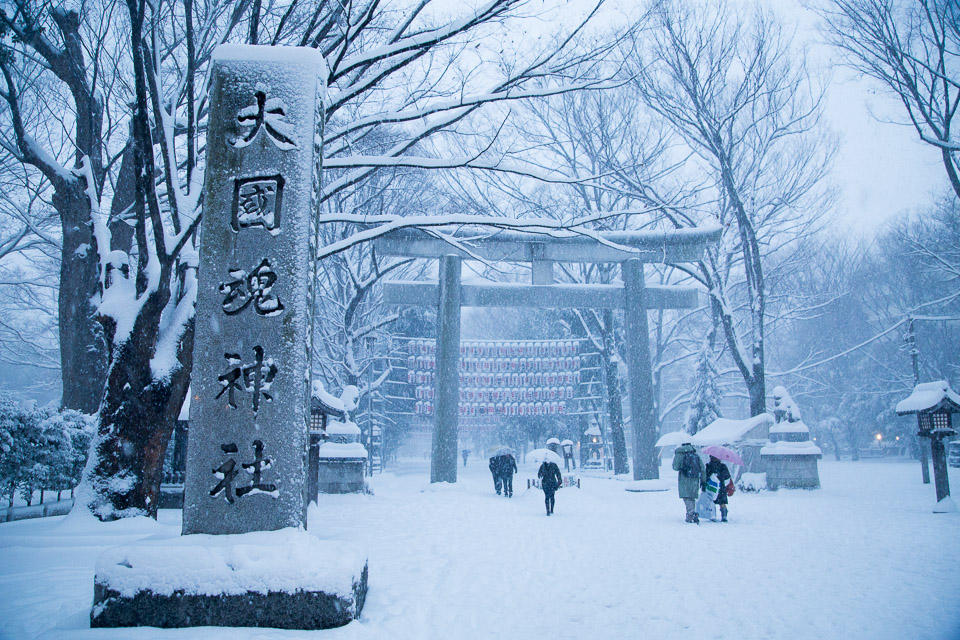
[738,472,766,492]
[0,397,94,506]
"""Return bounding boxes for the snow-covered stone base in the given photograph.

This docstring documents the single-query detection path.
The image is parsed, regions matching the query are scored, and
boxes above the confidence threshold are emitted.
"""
[933,496,958,514]
[624,479,670,492]
[91,528,367,630]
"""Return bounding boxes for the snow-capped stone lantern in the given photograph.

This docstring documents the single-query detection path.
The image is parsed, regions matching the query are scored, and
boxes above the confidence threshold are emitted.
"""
[545,437,561,454]
[582,423,605,470]
[895,381,959,513]
[760,386,821,490]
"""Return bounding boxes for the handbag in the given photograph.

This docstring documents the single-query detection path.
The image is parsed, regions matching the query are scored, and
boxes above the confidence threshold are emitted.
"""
[705,474,720,499]
[726,481,735,497]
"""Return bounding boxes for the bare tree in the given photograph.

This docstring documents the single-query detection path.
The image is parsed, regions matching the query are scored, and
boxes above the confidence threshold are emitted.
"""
[628,0,835,416]
[0,1,122,412]
[817,0,960,200]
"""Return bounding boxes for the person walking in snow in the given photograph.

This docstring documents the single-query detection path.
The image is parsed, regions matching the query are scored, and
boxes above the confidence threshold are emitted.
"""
[489,455,504,495]
[462,449,470,467]
[501,452,518,497]
[704,455,733,522]
[672,442,705,523]
[537,457,563,516]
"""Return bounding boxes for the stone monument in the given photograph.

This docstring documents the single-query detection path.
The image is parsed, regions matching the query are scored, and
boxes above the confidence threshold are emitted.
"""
[91,45,367,630]
[761,386,821,489]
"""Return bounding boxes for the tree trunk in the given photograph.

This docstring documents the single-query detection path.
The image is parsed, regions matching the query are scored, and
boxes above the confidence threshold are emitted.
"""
[87,292,194,520]
[600,312,629,475]
[56,182,108,414]
[747,368,766,417]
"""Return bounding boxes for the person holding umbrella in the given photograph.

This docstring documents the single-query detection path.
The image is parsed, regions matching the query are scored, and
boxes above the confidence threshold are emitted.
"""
[537,453,563,516]
[702,445,741,522]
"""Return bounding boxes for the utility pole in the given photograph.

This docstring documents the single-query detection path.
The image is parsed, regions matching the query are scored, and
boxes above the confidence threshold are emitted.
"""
[906,316,931,484]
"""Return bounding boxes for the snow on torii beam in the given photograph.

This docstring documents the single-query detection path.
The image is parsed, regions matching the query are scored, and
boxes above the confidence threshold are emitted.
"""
[376,225,719,483]
[373,226,720,265]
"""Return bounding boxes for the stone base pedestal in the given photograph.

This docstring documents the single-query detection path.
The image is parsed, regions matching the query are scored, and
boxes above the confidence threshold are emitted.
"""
[761,453,822,490]
[91,529,367,630]
[318,458,366,494]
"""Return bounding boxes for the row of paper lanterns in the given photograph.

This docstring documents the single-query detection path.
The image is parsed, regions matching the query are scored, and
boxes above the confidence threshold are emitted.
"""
[415,385,577,402]
[407,369,581,387]
[414,400,568,416]
[407,355,582,373]
[407,339,582,358]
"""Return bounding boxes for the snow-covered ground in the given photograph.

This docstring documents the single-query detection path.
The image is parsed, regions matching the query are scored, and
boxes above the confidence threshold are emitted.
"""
[1,458,958,640]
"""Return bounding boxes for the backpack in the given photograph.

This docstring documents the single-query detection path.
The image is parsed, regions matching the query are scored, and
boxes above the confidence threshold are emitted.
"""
[680,452,700,478]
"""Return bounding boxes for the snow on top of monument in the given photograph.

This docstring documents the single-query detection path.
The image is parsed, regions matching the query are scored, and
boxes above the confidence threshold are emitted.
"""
[584,425,602,436]
[895,380,960,414]
[340,385,360,412]
[317,442,368,459]
[769,420,810,434]
[546,437,561,445]
[561,439,574,446]
[772,385,802,421]
[212,44,326,67]
[760,441,823,456]
[690,413,775,446]
[326,420,361,436]
[94,528,365,599]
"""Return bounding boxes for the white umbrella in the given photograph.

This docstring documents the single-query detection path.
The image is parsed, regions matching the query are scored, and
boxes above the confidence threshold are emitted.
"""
[527,448,563,466]
[655,431,691,448]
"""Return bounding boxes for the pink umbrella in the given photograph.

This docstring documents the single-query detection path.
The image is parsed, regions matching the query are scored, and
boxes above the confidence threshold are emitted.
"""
[702,445,744,467]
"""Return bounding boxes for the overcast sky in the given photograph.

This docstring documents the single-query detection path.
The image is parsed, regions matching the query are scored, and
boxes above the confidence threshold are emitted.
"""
[788,1,951,234]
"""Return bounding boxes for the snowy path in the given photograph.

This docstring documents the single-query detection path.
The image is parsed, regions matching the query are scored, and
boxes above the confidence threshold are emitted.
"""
[0,459,958,639]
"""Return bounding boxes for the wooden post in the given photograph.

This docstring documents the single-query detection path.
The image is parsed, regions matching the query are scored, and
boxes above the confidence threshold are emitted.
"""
[930,435,952,503]
[432,255,461,483]
[622,260,659,480]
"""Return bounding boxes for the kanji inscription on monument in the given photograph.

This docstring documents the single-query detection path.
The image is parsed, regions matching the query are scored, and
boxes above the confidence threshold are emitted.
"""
[183,45,324,535]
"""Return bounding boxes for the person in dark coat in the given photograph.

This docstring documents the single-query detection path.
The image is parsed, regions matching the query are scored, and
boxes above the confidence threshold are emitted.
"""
[704,455,733,522]
[672,443,705,523]
[537,458,563,515]
[489,455,503,495]
[501,453,518,497]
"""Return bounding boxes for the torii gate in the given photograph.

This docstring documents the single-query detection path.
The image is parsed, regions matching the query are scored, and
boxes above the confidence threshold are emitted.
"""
[375,226,720,482]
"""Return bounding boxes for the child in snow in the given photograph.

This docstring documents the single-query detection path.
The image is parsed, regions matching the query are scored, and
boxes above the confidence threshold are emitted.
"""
[672,442,705,523]
[704,455,733,522]
[537,458,563,515]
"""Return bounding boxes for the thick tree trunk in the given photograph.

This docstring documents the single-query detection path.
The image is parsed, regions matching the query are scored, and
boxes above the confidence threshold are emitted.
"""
[56,183,109,414]
[87,289,194,520]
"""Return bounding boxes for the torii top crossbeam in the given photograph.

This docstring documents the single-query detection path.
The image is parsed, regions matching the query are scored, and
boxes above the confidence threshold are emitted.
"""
[374,226,721,264]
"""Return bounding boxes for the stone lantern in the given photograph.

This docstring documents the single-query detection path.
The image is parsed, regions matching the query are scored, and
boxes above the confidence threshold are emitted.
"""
[895,381,959,512]
[582,424,604,470]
